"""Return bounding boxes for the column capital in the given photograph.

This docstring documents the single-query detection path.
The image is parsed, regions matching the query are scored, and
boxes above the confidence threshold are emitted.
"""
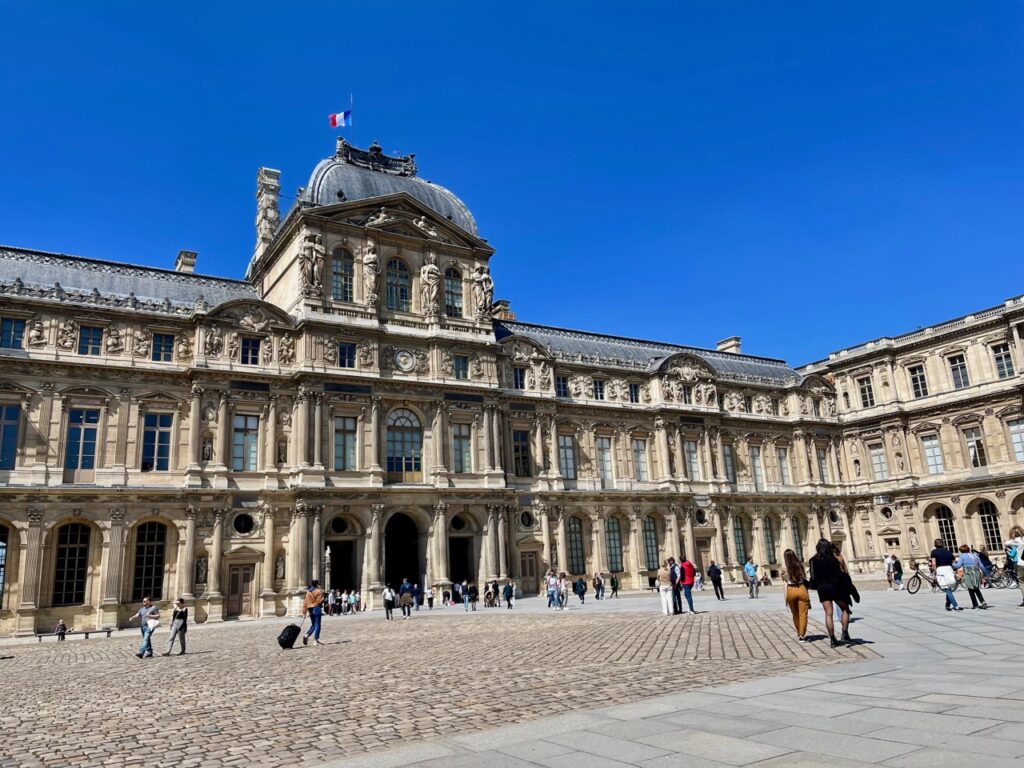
[219,390,230,404]
[110,507,127,523]
[191,381,204,398]
[370,503,385,521]
[27,508,44,524]
[186,505,200,520]
[213,507,228,522]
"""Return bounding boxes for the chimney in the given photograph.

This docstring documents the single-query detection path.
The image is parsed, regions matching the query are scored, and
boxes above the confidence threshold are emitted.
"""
[716,336,741,354]
[492,299,516,321]
[175,250,197,274]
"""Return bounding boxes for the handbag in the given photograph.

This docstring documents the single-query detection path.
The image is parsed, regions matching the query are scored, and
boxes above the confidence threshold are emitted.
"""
[935,565,957,589]
[146,618,160,631]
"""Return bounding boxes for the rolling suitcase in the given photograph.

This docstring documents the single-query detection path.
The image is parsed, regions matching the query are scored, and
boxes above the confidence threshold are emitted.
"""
[278,618,304,650]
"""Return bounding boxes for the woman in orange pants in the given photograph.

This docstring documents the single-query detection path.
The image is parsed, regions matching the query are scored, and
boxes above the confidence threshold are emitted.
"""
[782,548,810,641]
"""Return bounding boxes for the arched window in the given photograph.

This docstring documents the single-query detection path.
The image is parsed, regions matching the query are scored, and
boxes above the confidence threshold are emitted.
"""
[977,500,1002,552]
[733,516,747,563]
[566,515,585,574]
[791,516,803,561]
[386,259,411,312]
[386,409,422,482]
[53,523,90,606]
[605,517,623,573]
[642,516,659,570]
[444,267,463,318]
[762,517,776,563]
[331,248,354,302]
[132,521,167,601]
[934,506,958,551]
[0,523,7,609]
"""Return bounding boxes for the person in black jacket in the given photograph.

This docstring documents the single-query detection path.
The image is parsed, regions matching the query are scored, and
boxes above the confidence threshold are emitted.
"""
[707,561,725,600]
[808,539,854,647]
[162,597,188,656]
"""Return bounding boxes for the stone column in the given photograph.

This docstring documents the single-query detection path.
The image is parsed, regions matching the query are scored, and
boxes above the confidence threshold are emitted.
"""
[100,508,127,614]
[311,505,322,583]
[491,405,502,472]
[666,504,680,559]
[674,426,685,480]
[433,502,450,586]
[549,418,562,479]
[32,385,56,473]
[206,508,226,622]
[295,505,310,586]
[628,507,644,588]
[779,510,794,559]
[683,506,696,562]
[113,389,132,471]
[539,505,552,575]
[313,394,324,469]
[297,387,310,467]
[482,407,494,471]
[655,418,671,481]
[725,507,737,567]
[188,382,203,467]
[369,397,383,473]
[497,505,509,580]
[712,505,726,565]
[217,391,230,468]
[368,504,383,588]
[265,395,278,469]
[714,429,726,481]
[592,509,607,574]
[533,419,545,475]
[555,507,568,573]
[260,504,276,615]
[14,509,45,634]
[751,508,769,567]
[485,504,498,580]
[181,506,198,600]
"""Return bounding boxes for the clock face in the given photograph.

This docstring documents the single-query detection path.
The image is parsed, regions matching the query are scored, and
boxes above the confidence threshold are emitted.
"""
[394,349,415,372]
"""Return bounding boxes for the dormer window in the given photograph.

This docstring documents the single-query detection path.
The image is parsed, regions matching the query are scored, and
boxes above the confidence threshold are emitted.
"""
[240,337,261,366]
[628,383,640,403]
[593,379,605,401]
[512,367,526,390]
[78,326,102,356]
[444,268,463,318]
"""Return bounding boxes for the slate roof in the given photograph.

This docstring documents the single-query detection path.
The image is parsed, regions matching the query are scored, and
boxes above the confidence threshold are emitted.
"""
[0,245,257,314]
[494,320,801,386]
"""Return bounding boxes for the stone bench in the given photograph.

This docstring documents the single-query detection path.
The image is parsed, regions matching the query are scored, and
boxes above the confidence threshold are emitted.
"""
[35,628,115,642]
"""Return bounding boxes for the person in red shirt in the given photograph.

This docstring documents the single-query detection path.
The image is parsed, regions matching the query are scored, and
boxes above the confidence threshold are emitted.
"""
[679,556,697,614]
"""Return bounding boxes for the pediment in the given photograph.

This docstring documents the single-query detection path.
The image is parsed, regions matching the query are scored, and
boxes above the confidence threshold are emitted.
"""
[799,373,835,394]
[660,353,716,382]
[206,300,294,331]
[499,336,551,362]
[877,526,902,536]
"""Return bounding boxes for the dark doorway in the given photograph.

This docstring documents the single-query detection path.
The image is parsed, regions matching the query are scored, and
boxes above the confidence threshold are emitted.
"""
[328,540,357,591]
[384,513,419,588]
[449,537,472,585]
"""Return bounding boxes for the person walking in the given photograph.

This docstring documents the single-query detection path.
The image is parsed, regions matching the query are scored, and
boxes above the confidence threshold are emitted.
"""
[930,539,962,612]
[412,583,422,611]
[781,549,810,641]
[679,554,696,614]
[349,590,358,614]
[975,547,993,587]
[707,561,725,600]
[574,576,587,605]
[546,571,559,609]
[302,580,325,645]
[468,582,479,611]
[382,584,396,620]
[592,572,603,600]
[610,573,619,598]
[426,586,435,609]
[129,596,160,658]
[744,557,759,598]
[892,556,904,590]
[503,580,514,609]
[452,580,462,607]
[656,560,673,615]
[884,554,895,591]
[668,557,683,614]
[954,545,988,609]
[161,597,188,656]
[1004,525,1024,606]
[558,573,570,610]
[694,571,703,591]
[400,587,414,619]
[461,580,471,611]
[327,589,337,616]
[808,538,853,646]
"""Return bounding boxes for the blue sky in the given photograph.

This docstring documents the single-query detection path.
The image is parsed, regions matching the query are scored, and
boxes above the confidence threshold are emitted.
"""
[0,3,1021,365]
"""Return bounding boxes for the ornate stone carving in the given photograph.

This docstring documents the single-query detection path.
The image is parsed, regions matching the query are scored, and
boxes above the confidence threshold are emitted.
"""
[195,557,208,584]
[472,265,494,320]
[27,508,44,524]
[362,239,380,309]
[723,391,744,412]
[420,252,441,319]
[441,350,454,376]
[752,394,772,415]
[274,556,285,580]
[299,230,325,297]
[365,207,392,227]
[104,326,124,355]
[255,167,281,246]
[357,338,375,367]
[204,325,224,357]
[56,319,77,350]
[694,382,716,406]
[414,349,430,374]
[470,353,485,380]
[236,307,271,333]
[335,138,417,177]
[132,331,150,358]
[668,359,713,382]
[261,338,274,365]
[176,333,193,362]
[414,216,439,239]
[26,317,46,347]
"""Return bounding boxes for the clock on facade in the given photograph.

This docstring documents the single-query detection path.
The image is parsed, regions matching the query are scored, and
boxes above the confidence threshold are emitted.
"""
[394,349,415,372]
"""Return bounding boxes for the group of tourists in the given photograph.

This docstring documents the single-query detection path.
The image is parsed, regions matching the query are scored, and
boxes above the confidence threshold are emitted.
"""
[324,589,363,615]
[129,595,189,657]
[781,539,860,647]
[655,555,700,615]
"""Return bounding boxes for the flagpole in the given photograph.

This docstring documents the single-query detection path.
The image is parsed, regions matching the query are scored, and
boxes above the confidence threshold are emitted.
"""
[350,92,355,147]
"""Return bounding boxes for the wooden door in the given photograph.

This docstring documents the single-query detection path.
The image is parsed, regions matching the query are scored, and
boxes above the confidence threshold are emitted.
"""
[697,539,713,574]
[519,551,539,594]
[227,564,255,617]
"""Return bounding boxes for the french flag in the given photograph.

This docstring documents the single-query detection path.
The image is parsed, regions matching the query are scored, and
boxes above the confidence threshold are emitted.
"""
[329,110,352,128]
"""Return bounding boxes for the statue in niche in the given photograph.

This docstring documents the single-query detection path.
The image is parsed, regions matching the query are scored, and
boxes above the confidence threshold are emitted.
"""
[357,338,375,367]
[105,326,124,354]
[362,239,380,308]
[201,437,214,462]
[274,556,285,581]
[195,557,208,584]
[132,332,150,358]
[896,452,905,472]
[278,335,295,364]
[419,252,441,317]
[204,325,224,357]
[27,318,46,346]
[300,232,325,296]
[277,439,288,465]
[227,332,240,361]
[853,459,862,477]
[176,334,193,361]
[262,338,274,365]
[472,265,494,319]
[469,353,484,380]
[910,529,919,551]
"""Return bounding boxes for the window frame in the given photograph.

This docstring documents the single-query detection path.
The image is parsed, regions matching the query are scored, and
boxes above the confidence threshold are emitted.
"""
[53,523,90,606]
[596,436,614,483]
[628,383,640,403]
[992,343,1015,380]
[857,375,875,408]
[948,354,970,390]
[605,517,623,573]
[0,318,25,349]
[642,516,659,570]
[748,445,764,490]
[451,421,472,474]
[333,415,358,471]
[140,411,173,472]
[131,521,167,601]
[331,248,355,302]
[338,342,356,369]
[151,333,174,363]
[452,354,469,380]
[684,439,700,480]
[908,364,929,399]
[444,267,463,318]
[631,437,648,481]
[512,429,531,477]
[868,443,889,480]
[78,326,103,356]
[557,434,576,479]
[963,426,987,468]
[566,515,585,574]
[920,433,945,474]
[231,413,260,471]
[775,446,790,485]
[385,258,412,312]
[555,376,569,398]
[722,444,736,483]
[1008,418,1024,463]
[0,404,20,470]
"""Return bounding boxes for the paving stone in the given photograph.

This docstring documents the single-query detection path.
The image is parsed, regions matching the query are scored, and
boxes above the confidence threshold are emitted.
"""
[632,731,793,766]
[754,726,920,762]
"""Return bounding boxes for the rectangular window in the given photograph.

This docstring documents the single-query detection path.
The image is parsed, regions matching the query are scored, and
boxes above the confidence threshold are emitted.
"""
[723,444,736,482]
[921,433,945,474]
[0,406,19,470]
[512,430,531,477]
[1009,419,1024,463]
[64,408,100,473]
[0,318,25,349]
[452,355,469,380]
[338,342,356,368]
[643,517,659,571]
[140,413,173,472]
[151,333,174,362]
[231,414,259,471]
[593,380,605,401]
[908,365,929,398]
[444,271,463,318]
[684,439,700,480]
[869,443,888,480]
[749,446,763,490]
[557,434,576,479]
[131,522,167,601]
[53,524,89,606]
[964,427,987,468]
[240,337,261,366]
[816,446,829,483]
[632,438,648,481]
[857,376,875,408]
[776,447,790,485]
[452,423,472,473]
[332,256,353,302]
[993,343,1015,380]
[813,399,821,418]
[333,416,357,470]
[628,383,640,403]
[78,326,102,356]
[597,436,614,483]
[682,385,693,405]
[949,354,970,389]
[556,376,569,398]
[512,367,526,390]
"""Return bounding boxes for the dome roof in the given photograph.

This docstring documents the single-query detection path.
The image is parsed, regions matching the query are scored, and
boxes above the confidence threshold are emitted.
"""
[300,139,477,235]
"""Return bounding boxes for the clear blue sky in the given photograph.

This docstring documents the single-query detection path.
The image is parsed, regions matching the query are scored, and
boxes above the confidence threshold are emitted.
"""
[1,3,1021,366]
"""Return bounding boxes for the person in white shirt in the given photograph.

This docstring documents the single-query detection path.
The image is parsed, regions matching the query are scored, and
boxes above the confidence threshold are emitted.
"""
[1004,525,1024,606]
[884,554,894,591]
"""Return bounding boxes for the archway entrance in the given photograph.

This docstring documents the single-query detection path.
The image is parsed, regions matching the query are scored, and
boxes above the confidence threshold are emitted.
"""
[327,540,358,591]
[449,538,472,584]
[384,513,419,588]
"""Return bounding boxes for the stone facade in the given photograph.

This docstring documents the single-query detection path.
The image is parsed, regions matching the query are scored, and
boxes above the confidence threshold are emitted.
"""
[0,138,1021,634]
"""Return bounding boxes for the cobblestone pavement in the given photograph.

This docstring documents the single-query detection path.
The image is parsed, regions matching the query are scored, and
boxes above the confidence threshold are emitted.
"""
[0,592,871,767]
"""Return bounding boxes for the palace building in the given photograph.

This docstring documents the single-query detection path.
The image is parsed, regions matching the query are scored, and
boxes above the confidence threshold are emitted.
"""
[0,138,1021,633]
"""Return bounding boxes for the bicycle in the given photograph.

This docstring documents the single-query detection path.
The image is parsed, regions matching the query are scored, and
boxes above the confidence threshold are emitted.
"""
[906,565,961,595]
[988,564,1018,590]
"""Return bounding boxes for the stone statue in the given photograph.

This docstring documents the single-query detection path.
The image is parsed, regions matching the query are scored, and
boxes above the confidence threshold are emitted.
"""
[362,239,380,308]
[299,232,324,297]
[105,326,124,354]
[255,167,281,247]
[196,557,208,584]
[896,452,905,472]
[204,325,223,357]
[469,353,484,379]
[278,335,295,364]
[201,437,213,462]
[27,318,46,346]
[176,334,193,361]
[132,332,150,357]
[277,439,288,464]
[419,252,441,317]
[472,265,494,319]
[261,338,274,365]
[274,555,285,581]
[414,215,439,238]
[357,338,375,367]
[227,332,239,361]
[910,529,919,550]
[365,207,390,227]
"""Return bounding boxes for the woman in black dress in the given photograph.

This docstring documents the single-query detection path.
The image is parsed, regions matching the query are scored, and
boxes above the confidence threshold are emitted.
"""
[808,538,853,647]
